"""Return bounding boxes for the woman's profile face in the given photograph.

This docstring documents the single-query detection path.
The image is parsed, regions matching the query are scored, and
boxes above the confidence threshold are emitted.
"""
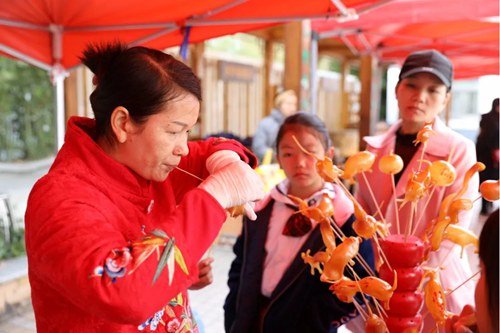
[120,93,200,182]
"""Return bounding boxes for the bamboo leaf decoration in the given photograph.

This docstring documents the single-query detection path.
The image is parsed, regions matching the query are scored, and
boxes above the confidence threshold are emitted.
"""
[153,237,175,284]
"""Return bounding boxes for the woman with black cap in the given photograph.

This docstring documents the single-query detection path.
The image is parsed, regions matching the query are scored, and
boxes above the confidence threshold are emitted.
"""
[353,50,479,332]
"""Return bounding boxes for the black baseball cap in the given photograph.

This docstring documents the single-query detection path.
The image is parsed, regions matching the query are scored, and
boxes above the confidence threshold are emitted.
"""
[399,50,453,89]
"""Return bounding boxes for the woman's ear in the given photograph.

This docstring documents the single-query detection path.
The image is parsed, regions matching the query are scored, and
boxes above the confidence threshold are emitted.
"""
[110,106,131,143]
[326,147,335,159]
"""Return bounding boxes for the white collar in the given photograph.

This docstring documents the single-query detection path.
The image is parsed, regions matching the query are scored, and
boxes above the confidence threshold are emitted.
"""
[270,179,336,207]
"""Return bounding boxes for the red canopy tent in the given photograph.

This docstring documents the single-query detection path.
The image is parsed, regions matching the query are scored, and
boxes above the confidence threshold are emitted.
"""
[1,0,497,146]
[312,0,499,79]
[0,0,379,73]
[0,0,381,147]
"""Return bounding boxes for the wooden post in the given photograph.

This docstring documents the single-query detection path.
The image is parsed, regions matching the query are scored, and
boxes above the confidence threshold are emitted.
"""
[188,43,205,140]
[358,54,381,150]
[284,22,302,105]
[284,20,312,111]
[64,71,77,124]
[263,39,273,117]
[189,43,205,78]
[340,60,351,128]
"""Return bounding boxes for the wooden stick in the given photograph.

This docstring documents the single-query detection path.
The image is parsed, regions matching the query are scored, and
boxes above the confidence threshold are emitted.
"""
[353,299,368,321]
[472,195,482,204]
[418,142,427,171]
[411,186,437,236]
[372,296,388,319]
[373,236,393,272]
[175,166,204,181]
[446,270,480,296]
[405,202,415,242]
[347,265,372,311]
[391,174,401,235]
[335,178,357,203]
[361,172,386,225]
[328,216,376,277]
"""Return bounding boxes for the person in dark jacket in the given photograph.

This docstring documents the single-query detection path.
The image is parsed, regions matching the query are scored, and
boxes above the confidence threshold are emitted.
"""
[224,112,375,333]
[476,97,499,215]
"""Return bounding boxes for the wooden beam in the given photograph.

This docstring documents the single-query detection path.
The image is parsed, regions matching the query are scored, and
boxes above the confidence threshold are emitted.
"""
[189,43,205,78]
[263,39,273,116]
[340,61,350,128]
[248,25,284,42]
[64,70,78,124]
[359,55,379,150]
[284,21,302,96]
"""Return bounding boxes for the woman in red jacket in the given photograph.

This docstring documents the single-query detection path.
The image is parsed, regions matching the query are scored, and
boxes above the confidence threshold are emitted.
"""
[24,42,264,333]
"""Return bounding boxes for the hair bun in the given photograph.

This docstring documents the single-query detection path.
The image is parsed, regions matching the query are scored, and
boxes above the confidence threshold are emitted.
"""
[80,42,128,78]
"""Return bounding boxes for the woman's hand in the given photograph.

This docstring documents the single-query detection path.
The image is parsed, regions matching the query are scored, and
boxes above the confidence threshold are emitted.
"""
[189,257,214,290]
[445,305,478,333]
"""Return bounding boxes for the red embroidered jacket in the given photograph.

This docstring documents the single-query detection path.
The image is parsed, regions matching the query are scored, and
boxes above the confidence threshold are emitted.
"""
[25,117,256,333]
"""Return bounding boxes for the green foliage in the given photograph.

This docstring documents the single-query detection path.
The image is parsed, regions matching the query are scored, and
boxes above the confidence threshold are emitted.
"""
[317,56,342,72]
[205,33,265,60]
[0,227,25,260]
[0,57,55,161]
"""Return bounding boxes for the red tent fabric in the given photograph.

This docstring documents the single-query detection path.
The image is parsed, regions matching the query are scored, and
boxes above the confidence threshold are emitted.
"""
[312,0,499,79]
[0,0,377,72]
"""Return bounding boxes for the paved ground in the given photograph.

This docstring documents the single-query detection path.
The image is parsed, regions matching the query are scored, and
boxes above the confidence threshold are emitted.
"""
[0,244,236,333]
[0,303,35,333]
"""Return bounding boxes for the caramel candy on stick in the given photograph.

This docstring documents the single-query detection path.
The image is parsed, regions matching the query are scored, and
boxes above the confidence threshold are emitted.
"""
[480,179,500,201]
[430,160,457,187]
[342,150,376,184]
[379,152,404,175]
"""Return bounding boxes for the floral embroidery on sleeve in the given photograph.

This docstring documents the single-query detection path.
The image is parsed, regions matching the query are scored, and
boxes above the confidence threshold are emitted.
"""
[92,247,131,283]
[138,308,164,331]
[91,228,189,285]
[138,292,198,333]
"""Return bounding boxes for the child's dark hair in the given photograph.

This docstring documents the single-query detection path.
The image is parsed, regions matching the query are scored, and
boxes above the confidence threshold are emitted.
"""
[80,41,201,141]
[275,111,331,152]
[479,208,499,332]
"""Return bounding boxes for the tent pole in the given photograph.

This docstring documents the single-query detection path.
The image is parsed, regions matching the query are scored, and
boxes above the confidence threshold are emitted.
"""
[310,31,319,114]
[54,73,66,150]
[0,44,51,71]
[50,24,66,151]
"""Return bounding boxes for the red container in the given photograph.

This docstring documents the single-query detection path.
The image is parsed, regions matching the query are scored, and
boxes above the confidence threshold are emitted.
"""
[385,314,423,333]
[386,291,424,317]
[379,264,424,292]
[379,234,425,268]
[379,234,425,332]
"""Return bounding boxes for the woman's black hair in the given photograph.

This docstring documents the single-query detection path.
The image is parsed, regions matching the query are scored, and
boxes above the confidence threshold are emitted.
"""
[275,111,331,152]
[80,41,201,141]
[479,208,499,332]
